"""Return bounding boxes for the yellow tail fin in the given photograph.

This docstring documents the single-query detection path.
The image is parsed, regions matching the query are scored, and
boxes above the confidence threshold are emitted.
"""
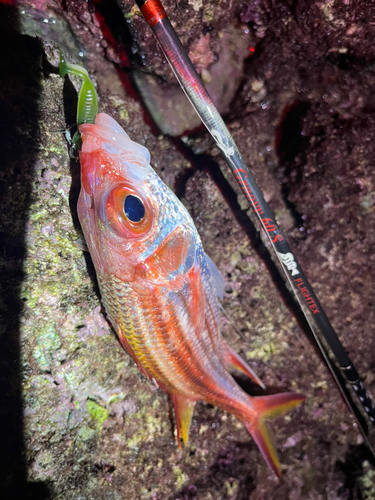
[244,392,305,478]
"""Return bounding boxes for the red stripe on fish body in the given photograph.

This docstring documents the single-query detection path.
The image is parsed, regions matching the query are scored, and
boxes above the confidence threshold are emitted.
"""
[78,113,305,476]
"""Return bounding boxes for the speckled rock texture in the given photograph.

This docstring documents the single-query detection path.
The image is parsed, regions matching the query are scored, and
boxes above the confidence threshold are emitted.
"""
[0,1,375,499]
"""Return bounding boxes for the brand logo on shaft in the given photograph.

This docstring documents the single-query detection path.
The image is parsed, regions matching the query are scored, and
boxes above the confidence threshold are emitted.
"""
[276,251,299,276]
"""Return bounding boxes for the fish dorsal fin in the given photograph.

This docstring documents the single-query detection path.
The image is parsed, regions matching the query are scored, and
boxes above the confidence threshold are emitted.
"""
[204,252,224,300]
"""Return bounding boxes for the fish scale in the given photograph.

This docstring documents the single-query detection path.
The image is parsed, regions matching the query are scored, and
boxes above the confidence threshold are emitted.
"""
[103,273,234,402]
[104,275,256,416]
[102,281,165,368]
[101,278,199,394]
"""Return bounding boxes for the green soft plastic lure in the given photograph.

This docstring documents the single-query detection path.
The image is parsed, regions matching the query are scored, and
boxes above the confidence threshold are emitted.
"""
[59,53,98,150]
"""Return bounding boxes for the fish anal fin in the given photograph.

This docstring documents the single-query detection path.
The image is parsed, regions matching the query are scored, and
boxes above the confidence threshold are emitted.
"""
[223,341,266,389]
[244,392,305,478]
[171,394,196,447]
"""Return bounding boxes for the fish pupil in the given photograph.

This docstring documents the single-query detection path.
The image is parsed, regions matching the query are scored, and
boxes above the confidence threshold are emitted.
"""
[124,195,145,222]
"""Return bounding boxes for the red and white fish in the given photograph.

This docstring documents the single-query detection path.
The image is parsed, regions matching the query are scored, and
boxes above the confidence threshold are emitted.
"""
[78,112,305,477]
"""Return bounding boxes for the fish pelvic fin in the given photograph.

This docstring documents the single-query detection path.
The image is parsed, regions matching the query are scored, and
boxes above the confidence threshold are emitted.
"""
[223,341,266,389]
[171,394,196,447]
[244,392,305,478]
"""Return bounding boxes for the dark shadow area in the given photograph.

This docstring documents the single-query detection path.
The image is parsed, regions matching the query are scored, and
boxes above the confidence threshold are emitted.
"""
[88,0,166,135]
[326,51,369,72]
[336,443,375,500]
[60,73,101,296]
[60,77,81,225]
[169,441,256,500]
[232,374,284,397]
[275,101,311,230]
[88,0,143,69]
[0,5,51,499]
[275,101,310,168]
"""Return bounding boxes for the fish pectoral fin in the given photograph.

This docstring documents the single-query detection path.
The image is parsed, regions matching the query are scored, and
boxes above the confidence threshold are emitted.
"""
[223,341,266,389]
[203,252,225,299]
[217,302,248,342]
[244,392,305,478]
[171,394,196,447]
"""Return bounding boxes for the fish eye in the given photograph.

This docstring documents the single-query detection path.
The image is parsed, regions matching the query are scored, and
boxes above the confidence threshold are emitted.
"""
[105,185,152,237]
[124,195,145,222]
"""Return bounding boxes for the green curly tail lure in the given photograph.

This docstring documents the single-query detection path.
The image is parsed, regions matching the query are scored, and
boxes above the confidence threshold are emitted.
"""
[59,53,99,150]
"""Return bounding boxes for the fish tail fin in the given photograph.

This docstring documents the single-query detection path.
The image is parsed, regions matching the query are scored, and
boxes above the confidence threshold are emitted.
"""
[243,392,305,478]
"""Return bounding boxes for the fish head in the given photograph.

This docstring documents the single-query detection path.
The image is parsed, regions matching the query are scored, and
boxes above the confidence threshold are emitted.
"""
[78,113,197,286]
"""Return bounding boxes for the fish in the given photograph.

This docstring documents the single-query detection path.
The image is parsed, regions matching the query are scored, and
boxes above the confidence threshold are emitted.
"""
[77,112,305,477]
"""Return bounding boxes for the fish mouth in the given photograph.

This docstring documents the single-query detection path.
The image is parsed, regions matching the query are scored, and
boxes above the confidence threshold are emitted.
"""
[79,113,150,164]
[78,113,154,195]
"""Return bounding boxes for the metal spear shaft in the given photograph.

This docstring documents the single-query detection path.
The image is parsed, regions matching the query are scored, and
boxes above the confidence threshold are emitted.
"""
[133,0,375,444]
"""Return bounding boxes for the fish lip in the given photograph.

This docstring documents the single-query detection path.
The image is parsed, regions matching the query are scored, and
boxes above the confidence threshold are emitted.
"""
[77,113,153,197]
[79,114,153,185]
